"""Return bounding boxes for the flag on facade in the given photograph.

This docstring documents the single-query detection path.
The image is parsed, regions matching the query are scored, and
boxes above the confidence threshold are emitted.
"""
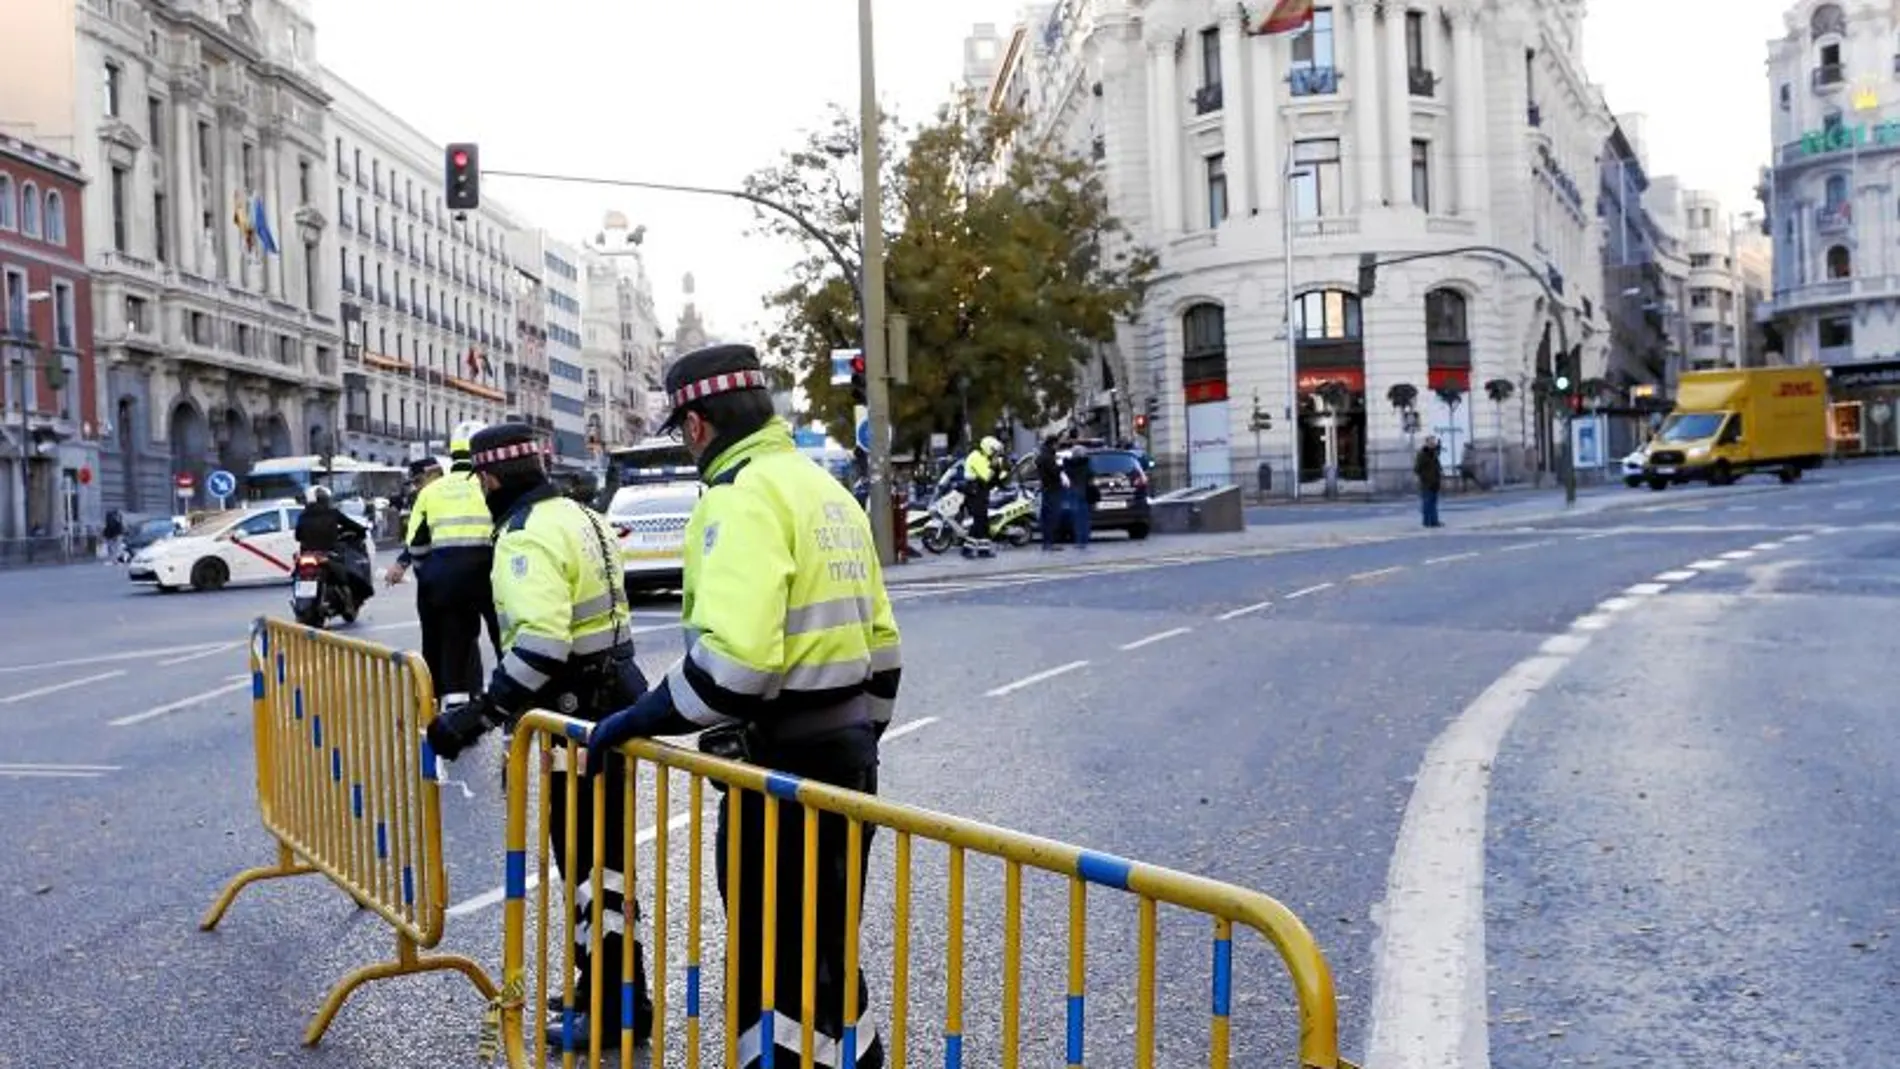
[250,194,280,256]
[478,350,493,378]
[232,191,257,253]
[1248,0,1314,35]
[465,347,480,377]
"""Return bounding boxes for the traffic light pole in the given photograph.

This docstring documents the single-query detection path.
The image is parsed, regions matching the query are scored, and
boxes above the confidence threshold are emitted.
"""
[856,0,896,567]
[1360,244,1576,505]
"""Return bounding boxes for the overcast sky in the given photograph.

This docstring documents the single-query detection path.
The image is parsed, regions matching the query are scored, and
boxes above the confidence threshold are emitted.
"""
[316,0,1788,335]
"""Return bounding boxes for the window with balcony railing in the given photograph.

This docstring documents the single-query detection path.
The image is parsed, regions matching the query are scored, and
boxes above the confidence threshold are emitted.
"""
[1408,67,1435,97]
[1289,66,1339,97]
[1813,62,1845,88]
[1816,201,1852,232]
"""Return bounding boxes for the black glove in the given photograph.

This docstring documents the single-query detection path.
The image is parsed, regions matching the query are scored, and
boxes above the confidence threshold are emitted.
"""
[427,695,499,762]
[584,678,696,777]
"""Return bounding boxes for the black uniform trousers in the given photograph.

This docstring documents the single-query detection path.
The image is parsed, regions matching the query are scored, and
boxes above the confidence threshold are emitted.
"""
[966,482,992,543]
[415,549,492,700]
[716,725,884,1069]
[544,651,655,1043]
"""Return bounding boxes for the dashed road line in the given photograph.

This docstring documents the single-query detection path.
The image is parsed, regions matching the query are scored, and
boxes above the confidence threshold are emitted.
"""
[1,669,127,704]
[1285,582,1334,599]
[0,642,226,675]
[1424,551,1480,565]
[1655,570,1698,582]
[0,763,121,779]
[157,642,243,666]
[984,660,1089,698]
[1719,550,1755,561]
[1216,600,1274,621]
[110,676,252,728]
[1118,627,1192,651]
[1688,559,1729,570]
[1625,582,1670,596]
[1749,541,1782,551]
[1497,540,1553,552]
[1348,566,1404,582]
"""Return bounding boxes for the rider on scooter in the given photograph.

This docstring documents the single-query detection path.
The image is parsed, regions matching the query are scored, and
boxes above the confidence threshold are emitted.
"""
[295,486,375,607]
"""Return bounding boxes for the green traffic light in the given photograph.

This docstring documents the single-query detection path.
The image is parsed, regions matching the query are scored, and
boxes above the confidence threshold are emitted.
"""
[1554,376,1571,392]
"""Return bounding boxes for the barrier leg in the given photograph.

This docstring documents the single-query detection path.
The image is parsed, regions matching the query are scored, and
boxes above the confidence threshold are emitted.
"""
[303,931,501,1046]
[200,842,320,932]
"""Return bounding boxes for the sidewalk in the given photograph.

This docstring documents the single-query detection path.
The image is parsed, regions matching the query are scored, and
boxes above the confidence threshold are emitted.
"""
[884,479,1791,585]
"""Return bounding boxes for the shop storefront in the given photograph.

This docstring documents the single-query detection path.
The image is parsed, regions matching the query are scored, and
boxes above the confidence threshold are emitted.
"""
[1825,359,1900,456]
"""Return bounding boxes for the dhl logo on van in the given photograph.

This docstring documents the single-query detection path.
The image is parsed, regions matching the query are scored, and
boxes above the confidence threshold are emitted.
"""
[1776,381,1820,397]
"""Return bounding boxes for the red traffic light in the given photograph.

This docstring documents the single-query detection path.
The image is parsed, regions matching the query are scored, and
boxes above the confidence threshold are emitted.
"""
[851,354,865,376]
[451,150,469,169]
[1133,414,1150,433]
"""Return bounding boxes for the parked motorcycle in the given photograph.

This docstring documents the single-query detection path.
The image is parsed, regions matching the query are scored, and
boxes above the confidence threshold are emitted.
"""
[918,481,1037,554]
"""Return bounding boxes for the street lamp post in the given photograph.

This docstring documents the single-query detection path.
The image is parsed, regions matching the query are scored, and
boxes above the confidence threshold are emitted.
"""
[6,290,53,544]
[1284,164,1311,502]
[856,0,896,566]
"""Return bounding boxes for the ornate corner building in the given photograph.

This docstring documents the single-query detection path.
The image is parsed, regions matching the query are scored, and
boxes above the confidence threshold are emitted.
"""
[1762,0,1900,455]
[0,0,347,514]
[978,0,1615,492]
[321,70,519,466]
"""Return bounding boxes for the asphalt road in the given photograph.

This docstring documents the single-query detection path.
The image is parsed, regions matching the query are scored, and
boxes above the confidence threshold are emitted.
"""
[0,462,1894,1067]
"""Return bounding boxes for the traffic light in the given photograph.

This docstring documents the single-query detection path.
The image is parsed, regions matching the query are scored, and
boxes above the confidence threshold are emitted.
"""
[849,351,866,406]
[445,143,480,211]
[1357,252,1378,297]
[1133,413,1149,435]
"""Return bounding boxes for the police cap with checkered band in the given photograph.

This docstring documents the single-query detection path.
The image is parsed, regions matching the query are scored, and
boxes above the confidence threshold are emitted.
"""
[467,421,546,480]
[659,343,771,433]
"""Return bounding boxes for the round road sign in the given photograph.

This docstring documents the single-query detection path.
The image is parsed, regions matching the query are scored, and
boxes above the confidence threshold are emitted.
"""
[206,469,237,498]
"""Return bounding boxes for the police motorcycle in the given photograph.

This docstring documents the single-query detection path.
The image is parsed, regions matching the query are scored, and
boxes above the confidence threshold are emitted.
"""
[290,496,377,628]
[918,464,1037,554]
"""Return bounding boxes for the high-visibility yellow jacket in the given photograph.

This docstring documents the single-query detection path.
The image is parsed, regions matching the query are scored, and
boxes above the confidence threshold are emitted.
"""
[668,419,902,734]
[484,484,631,713]
[962,448,994,486]
[402,468,493,570]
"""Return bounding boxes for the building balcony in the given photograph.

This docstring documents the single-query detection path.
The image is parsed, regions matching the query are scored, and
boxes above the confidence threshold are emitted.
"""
[1408,67,1436,97]
[1816,202,1853,233]
[1765,272,1900,315]
[1812,63,1845,90]
[1192,83,1223,115]
[1527,101,1542,127]
[1289,66,1339,97]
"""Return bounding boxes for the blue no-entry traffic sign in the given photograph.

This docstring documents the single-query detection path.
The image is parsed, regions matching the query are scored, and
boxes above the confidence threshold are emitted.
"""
[205,469,237,499]
[856,419,872,450]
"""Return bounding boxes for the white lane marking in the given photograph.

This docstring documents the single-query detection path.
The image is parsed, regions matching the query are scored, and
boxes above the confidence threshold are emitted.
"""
[1497,540,1552,553]
[0,642,225,675]
[1285,582,1334,599]
[1424,552,1479,565]
[1217,601,1274,621]
[1688,559,1728,570]
[1540,633,1590,656]
[1,670,128,704]
[1348,566,1404,582]
[1596,596,1637,613]
[0,763,121,779]
[1119,627,1193,651]
[1728,505,1757,513]
[110,679,251,727]
[1786,533,1814,543]
[446,714,945,917]
[1367,649,1578,1069]
[1625,582,1670,596]
[1575,531,1620,540]
[157,642,242,666]
[984,660,1089,698]
[1570,614,1613,631]
[1750,542,1782,551]
[1655,570,1698,582]
[1720,550,1755,561]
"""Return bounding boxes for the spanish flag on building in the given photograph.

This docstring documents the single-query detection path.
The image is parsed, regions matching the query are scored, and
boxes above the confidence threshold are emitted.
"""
[1248,0,1315,36]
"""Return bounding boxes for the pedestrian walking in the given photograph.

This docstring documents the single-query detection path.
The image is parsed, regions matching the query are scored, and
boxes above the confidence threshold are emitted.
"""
[423,421,656,1049]
[1035,436,1065,551]
[100,509,124,565]
[585,342,901,1069]
[385,428,498,706]
[1061,440,1094,549]
[1415,435,1444,528]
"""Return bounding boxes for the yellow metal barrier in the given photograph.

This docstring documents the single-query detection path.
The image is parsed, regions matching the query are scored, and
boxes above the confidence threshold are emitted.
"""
[498,710,1359,1069]
[202,616,497,1044]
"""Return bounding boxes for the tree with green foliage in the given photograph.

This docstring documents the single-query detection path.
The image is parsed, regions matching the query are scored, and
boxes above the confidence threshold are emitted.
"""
[743,95,1156,453]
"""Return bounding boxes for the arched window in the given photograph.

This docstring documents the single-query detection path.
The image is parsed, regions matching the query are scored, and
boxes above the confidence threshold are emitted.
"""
[1293,289,1367,480]
[1293,289,1361,341]
[1425,288,1472,391]
[18,181,39,238]
[1825,174,1849,206]
[1181,302,1228,403]
[1811,3,1845,38]
[1827,244,1853,278]
[0,173,13,230]
[43,190,65,245]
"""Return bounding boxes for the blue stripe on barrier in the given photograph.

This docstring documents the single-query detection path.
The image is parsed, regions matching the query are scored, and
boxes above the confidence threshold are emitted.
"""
[389,649,406,664]
[312,714,322,748]
[402,865,414,905]
[352,783,363,819]
[759,1010,776,1069]
[621,982,634,1031]
[1066,994,1084,1065]
[420,741,438,782]
[258,627,269,656]
[251,671,264,700]
[1211,935,1233,1017]
[763,771,802,801]
[276,652,285,685]
[685,964,700,1017]
[561,1008,575,1053]
[293,687,304,721]
[504,850,527,900]
[843,1026,858,1066]
[945,1032,963,1069]
[1076,850,1133,891]
[376,821,388,859]
[331,748,342,782]
[564,721,588,742]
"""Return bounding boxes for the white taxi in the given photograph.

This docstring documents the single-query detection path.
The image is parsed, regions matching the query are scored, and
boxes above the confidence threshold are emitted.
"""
[127,500,376,593]
[607,483,700,596]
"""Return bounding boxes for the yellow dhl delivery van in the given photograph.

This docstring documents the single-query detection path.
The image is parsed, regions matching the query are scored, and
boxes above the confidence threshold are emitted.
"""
[1640,367,1827,490]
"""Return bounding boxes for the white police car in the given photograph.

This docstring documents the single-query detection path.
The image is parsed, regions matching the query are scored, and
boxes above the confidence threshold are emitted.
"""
[606,483,701,596]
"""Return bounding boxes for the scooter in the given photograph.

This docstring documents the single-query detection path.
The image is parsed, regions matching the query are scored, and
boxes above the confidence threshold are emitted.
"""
[290,525,375,629]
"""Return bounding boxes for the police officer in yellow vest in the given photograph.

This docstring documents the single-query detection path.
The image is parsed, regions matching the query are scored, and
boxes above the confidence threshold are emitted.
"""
[385,425,497,706]
[424,421,656,1050]
[584,343,902,1069]
[959,435,1006,559]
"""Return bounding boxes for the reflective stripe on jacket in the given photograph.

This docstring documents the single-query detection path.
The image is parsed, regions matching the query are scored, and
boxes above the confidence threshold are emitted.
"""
[669,419,903,733]
[485,487,631,712]
[405,470,494,559]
